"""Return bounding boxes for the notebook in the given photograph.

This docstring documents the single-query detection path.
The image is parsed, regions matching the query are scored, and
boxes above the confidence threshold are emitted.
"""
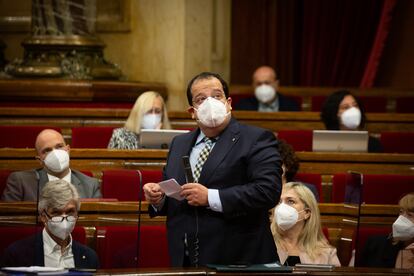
[139,129,189,149]
[312,130,368,152]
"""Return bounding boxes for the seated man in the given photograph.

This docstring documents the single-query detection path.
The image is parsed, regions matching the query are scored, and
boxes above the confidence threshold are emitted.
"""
[1,129,101,201]
[235,66,300,112]
[1,179,99,268]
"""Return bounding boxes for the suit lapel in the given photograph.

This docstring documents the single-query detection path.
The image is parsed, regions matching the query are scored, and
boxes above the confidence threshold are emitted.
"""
[39,169,49,193]
[173,129,199,184]
[198,118,240,185]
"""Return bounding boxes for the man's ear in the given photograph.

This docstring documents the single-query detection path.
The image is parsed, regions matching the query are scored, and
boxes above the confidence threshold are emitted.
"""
[188,106,196,120]
[65,144,70,152]
[35,156,43,167]
[274,80,280,91]
[227,97,232,110]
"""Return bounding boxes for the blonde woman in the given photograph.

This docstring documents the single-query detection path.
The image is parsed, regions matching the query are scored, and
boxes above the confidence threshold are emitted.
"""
[271,182,340,266]
[108,91,171,149]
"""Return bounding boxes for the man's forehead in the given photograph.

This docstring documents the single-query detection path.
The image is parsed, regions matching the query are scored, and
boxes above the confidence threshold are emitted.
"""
[191,77,223,94]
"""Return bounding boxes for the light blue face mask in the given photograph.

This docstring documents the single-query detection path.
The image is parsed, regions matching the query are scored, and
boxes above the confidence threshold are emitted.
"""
[141,113,162,129]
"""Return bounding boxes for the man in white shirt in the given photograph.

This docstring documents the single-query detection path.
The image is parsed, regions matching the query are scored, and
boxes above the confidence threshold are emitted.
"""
[1,179,99,269]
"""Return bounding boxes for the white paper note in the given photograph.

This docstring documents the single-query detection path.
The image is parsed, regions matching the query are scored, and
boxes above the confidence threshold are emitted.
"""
[158,178,184,201]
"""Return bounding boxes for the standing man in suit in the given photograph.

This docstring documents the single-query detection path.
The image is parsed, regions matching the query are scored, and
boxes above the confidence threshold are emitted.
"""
[144,72,282,267]
[235,66,300,111]
[1,129,101,201]
[1,179,99,268]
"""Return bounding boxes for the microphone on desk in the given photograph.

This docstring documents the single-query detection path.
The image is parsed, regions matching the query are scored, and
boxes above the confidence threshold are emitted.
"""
[136,169,143,268]
[182,156,199,267]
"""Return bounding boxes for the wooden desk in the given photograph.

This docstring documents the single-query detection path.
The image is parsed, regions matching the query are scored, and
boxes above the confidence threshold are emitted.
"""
[91,267,413,275]
[0,109,413,138]
[0,202,399,269]
[0,149,412,176]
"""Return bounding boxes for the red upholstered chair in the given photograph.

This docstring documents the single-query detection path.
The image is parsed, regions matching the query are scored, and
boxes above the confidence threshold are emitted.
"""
[95,225,170,268]
[71,127,116,148]
[380,132,414,154]
[0,126,61,148]
[359,96,387,113]
[311,96,327,112]
[332,173,414,204]
[331,173,347,203]
[101,169,163,201]
[294,172,323,202]
[395,97,414,113]
[277,130,313,152]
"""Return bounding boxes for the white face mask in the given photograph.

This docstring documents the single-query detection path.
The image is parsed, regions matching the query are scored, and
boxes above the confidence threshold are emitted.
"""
[340,107,361,129]
[274,203,302,231]
[195,97,230,128]
[255,84,276,104]
[47,219,76,240]
[141,113,162,129]
[44,149,70,173]
[392,215,414,241]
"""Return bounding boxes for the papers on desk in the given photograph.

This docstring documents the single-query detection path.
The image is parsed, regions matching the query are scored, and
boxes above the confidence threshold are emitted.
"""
[207,262,293,272]
[158,178,184,201]
[1,266,68,275]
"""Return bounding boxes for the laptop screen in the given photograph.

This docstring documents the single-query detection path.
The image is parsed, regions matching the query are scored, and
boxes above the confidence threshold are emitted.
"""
[312,130,368,152]
[139,129,189,149]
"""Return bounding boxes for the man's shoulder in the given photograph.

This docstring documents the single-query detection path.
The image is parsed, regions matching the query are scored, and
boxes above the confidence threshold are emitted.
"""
[71,170,98,183]
[9,169,37,178]
[72,240,99,259]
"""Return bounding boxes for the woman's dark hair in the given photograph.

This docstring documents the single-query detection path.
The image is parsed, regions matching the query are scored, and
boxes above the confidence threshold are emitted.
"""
[278,139,299,182]
[320,90,366,130]
[186,72,229,105]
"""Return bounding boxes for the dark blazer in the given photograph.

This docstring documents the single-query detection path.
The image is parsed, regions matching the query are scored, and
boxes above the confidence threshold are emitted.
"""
[359,235,403,268]
[1,168,101,201]
[368,136,383,153]
[1,232,99,269]
[153,118,282,266]
[235,94,300,111]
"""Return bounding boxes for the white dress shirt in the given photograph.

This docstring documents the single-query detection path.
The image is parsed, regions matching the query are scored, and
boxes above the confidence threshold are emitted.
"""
[43,228,75,268]
[47,169,72,183]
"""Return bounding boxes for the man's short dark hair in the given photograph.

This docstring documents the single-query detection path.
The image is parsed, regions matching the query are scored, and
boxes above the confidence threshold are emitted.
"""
[186,72,229,105]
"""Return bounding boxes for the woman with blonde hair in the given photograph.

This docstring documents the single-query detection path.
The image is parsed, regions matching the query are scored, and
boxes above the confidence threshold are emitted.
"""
[108,91,171,149]
[271,182,340,266]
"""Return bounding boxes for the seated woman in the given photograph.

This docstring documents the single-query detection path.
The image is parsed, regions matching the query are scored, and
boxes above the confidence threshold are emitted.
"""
[108,91,171,149]
[271,182,341,266]
[359,192,414,269]
[320,90,382,153]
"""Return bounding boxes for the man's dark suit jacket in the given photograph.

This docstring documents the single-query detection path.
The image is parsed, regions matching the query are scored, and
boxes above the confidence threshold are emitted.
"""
[359,235,403,268]
[152,118,282,266]
[235,94,300,111]
[1,232,99,268]
[1,168,101,201]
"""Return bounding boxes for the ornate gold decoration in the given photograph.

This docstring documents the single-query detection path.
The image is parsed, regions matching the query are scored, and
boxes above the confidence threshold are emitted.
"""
[6,35,122,79]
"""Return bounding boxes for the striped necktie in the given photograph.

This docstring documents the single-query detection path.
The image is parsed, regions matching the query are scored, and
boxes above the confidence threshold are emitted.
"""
[193,137,215,183]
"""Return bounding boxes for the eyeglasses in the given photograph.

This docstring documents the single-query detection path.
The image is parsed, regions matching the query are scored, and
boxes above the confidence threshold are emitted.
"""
[43,210,78,223]
[192,93,225,107]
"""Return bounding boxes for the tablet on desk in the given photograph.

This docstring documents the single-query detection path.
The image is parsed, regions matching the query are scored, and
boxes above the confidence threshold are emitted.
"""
[312,130,368,152]
[140,129,189,149]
